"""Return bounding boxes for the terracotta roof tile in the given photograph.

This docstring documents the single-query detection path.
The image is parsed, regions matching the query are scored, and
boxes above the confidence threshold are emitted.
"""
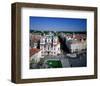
[30,48,41,57]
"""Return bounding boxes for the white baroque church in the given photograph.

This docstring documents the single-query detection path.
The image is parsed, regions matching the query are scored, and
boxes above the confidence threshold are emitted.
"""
[40,32,61,56]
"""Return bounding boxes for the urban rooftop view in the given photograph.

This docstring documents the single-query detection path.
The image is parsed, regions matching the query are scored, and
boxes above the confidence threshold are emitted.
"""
[29,16,87,69]
[30,31,87,69]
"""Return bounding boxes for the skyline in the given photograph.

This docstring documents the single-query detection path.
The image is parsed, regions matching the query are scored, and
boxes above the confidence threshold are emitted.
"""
[30,16,87,32]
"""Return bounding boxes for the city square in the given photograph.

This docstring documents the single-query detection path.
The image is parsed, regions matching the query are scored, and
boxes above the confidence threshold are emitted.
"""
[29,16,87,69]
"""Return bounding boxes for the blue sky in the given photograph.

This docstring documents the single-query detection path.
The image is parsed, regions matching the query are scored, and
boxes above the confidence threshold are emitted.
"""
[30,16,87,32]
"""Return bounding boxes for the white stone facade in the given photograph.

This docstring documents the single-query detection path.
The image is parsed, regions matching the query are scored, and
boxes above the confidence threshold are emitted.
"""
[70,41,86,53]
[40,33,61,56]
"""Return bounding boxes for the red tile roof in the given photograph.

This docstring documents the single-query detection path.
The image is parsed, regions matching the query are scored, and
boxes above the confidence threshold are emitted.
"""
[30,48,41,57]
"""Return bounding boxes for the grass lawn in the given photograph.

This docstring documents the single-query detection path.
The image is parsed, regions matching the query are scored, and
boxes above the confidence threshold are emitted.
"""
[46,60,62,68]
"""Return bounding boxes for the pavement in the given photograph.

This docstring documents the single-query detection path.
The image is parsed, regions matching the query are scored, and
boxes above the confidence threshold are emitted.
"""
[30,52,87,69]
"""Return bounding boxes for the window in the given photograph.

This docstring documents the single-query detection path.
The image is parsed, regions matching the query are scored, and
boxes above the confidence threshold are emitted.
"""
[54,47,56,50]
[58,48,59,50]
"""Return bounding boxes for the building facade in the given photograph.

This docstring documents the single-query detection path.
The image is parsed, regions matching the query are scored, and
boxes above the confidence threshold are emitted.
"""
[65,33,87,53]
[30,32,61,63]
[69,41,86,53]
[30,48,42,63]
[40,32,61,56]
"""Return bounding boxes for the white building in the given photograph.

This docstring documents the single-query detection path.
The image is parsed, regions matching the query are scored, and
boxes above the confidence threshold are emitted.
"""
[30,32,61,63]
[30,48,42,63]
[40,32,61,56]
[71,41,86,53]
[64,33,87,53]
[66,40,86,53]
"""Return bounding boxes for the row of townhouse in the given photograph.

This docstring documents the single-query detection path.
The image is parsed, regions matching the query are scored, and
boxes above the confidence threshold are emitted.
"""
[65,33,87,53]
[66,40,86,53]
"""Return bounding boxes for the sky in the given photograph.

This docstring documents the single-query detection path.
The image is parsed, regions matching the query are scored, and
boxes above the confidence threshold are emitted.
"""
[30,16,87,32]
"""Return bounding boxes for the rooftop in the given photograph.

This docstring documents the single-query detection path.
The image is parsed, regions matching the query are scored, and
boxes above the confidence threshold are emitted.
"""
[30,48,41,57]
